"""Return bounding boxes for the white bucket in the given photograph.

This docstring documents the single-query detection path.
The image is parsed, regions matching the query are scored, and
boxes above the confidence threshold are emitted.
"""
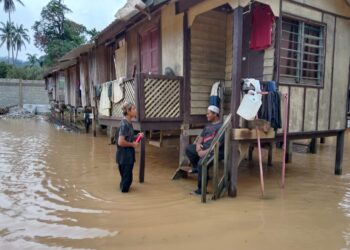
[236,93,262,120]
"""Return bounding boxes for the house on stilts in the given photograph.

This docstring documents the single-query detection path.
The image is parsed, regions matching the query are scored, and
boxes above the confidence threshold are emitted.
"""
[44,0,350,202]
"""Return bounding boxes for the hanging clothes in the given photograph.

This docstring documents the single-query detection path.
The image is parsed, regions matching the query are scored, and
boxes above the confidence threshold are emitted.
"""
[108,81,113,100]
[113,78,124,103]
[249,4,275,51]
[258,81,281,129]
[209,81,222,108]
[95,85,102,98]
[99,82,111,116]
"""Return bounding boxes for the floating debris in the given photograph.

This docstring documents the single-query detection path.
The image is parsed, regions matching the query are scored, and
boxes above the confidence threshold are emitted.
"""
[0,106,35,119]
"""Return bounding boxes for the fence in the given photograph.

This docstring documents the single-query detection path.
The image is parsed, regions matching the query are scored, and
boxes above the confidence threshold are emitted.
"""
[0,79,48,108]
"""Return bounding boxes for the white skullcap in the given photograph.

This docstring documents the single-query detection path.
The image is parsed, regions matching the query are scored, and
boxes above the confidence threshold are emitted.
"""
[208,105,220,114]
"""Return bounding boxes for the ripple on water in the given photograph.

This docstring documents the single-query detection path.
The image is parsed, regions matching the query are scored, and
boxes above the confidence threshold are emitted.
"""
[0,120,118,249]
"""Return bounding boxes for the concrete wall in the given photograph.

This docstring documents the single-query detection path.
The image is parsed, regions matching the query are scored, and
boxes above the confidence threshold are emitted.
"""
[0,79,48,107]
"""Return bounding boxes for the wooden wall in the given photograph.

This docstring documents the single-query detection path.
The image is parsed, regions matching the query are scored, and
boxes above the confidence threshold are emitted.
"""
[126,27,139,78]
[88,49,97,107]
[190,10,227,115]
[289,0,350,18]
[161,2,184,76]
[95,45,109,85]
[79,54,90,107]
[281,1,350,132]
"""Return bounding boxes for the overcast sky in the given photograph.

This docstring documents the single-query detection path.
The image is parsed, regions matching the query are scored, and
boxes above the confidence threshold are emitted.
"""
[0,0,127,61]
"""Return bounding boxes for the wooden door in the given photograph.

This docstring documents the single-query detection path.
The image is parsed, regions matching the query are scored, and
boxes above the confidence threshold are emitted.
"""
[140,27,159,74]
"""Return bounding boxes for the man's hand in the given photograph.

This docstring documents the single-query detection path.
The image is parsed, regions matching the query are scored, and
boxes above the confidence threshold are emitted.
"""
[132,142,139,148]
[198,150,207,158]
[196,144,202,153]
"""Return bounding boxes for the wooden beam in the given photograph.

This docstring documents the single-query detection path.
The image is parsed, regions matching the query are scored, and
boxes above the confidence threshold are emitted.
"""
[246,119,271,132]
[309,138,317,154]
[229,6,243,198]
[335,130,345,175]
[176,0,205,13]
[183,11,191,123]
[232,128,275,140]
[139,136,146,182]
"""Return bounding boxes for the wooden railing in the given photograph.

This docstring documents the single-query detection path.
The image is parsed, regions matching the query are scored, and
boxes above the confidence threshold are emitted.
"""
[200,113,232,203]
[111,78,135,117]
[110,74,184,122]
[137,73,184,122]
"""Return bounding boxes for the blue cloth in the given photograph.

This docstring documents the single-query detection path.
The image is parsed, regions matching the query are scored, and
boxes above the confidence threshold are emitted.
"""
[209,96,220,107]
[266,81,277,92]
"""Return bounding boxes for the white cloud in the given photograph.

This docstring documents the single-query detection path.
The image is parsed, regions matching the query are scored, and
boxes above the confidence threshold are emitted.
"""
[0,0,127,61]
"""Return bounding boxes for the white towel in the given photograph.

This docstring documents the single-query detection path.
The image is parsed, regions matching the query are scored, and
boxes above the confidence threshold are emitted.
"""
[99,82,111,116]
[210,81,221,97]
[113,78,124,103]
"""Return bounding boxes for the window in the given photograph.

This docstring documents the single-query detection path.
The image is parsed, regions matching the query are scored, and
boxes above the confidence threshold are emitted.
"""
[280,17,325,86]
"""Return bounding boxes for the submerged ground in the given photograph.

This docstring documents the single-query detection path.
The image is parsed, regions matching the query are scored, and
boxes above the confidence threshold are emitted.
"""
[0,118,349,250]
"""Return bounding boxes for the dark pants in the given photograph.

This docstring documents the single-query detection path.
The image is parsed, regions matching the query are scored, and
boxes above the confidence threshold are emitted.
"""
[84,114,90,133]
[185,144,224,192]
[118,164,134,192]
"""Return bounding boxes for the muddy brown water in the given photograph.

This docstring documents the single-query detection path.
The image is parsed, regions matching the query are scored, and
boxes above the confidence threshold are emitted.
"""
[0,118,349,250]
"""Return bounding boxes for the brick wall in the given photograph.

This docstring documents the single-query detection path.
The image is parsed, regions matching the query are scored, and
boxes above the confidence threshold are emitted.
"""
[0,79,48,107]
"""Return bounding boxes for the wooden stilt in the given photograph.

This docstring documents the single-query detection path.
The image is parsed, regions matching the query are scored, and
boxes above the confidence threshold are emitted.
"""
[267,142,273,166]
[223,125,231,196]
[320,137,325,144]
[309,138,317,154]
[228,141,239,197]
[248,145,254,161]
[139,137,146,182]
[212,143,219,199]
[229,6,243,198]
[179,124,190,166]
[335,131,345,175]
[201,162,207,203]
[286,140,293,163]
[92,107,97,137]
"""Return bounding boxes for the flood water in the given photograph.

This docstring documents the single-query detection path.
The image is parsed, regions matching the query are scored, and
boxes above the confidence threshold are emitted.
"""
[0,118,349,250]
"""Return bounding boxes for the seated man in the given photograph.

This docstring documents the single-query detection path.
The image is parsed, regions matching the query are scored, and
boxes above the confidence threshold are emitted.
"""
[185,105,224,195]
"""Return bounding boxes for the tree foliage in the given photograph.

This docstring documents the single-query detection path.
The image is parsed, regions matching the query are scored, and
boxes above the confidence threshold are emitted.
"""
[32,0,92,66]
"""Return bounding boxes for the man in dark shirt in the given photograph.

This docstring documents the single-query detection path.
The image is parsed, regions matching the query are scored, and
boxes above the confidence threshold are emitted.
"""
[185,105,224,195]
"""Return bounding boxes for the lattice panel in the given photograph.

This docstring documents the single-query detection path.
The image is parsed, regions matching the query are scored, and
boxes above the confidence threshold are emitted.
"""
[112,79,135,117]
[144,78,181,118]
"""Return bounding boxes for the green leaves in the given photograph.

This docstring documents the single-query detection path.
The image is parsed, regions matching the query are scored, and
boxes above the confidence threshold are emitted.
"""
[32,0,93,66]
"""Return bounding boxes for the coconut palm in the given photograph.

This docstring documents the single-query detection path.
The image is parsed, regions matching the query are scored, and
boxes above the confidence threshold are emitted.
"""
[0,21,14,63]
[0,0,24,24]
[13,24,30,62]
[26,53,38,67]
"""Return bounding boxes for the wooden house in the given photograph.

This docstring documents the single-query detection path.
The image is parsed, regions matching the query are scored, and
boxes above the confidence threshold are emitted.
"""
[44,0,350,198]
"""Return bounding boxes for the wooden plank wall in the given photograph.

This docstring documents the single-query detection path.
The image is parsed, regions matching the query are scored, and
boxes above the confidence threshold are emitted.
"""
[64,69,70,105]
[68,66,77,106]
[281,1,350,132]
[161,2,184,76]
[88,50,97,107]
[127,27,139,78]
[224,13,233,115]
[79,54,90,107]
[95,45,109,85]
[190,10,227,115]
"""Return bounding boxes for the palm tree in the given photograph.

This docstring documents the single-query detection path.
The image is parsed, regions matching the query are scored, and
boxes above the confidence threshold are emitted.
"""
[26,53,38,67]
[0,0,24,24]
[13,24,30,62]
[0,21,14,63]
